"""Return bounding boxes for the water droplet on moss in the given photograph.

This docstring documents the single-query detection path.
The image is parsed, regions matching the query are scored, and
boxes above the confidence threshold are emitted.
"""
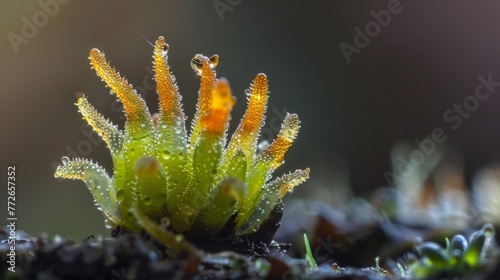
[175,234,184,242]
[160,217,170,227]
[180,204,195,216]
[116,189,125,202]
[162,150,171,160]
[61,156,70,166]
[482,223,495,238]
[104,219,115,229]
[143,196,152,205]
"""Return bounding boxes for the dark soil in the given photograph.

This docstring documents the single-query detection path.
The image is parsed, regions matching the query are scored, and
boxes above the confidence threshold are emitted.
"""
[2,220,499,280]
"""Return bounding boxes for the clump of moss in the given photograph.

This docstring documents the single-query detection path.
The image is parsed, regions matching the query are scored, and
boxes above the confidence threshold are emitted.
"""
[54,36,309,252]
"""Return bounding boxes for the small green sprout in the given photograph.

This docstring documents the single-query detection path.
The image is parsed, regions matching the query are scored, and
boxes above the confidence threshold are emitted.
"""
[396,263,405,277]
[410,223,497,279]
[303,233,318,269]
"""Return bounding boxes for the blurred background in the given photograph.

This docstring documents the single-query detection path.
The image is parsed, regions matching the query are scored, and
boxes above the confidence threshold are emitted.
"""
[2,0,500,239]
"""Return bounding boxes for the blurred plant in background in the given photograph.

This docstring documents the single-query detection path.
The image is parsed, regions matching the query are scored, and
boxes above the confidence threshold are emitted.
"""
[277,141,500,279]
[409,224,497,279]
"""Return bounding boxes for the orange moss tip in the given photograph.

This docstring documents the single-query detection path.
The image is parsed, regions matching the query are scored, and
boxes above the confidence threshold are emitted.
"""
[154,36,183,125]
[89,47,152,130]
[249,73,268,104]
[252,73,268,94]
[201,79,235,135]
[89,49,111,74]
[198,57,216,113]
[240,73,268,131]
[89,48,101,58]
[156,36,169,51]
[221,73,269,170]
[278,168,310,198]
[265,113,300,169]
[190,54,218,145]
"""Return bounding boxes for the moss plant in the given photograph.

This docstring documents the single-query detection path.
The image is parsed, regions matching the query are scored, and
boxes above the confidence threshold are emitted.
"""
[54,36,309,250]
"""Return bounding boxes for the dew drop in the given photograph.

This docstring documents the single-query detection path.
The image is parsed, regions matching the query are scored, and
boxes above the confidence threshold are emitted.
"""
[257,140,269,152]
[483,223,495,238]
[143,196,152,206]
[190,55,203,75]
[61,156,70,166]
[162,150,171,160]
[116,189,125,202]
[180,204,195,216]
[244,89,251,96]
[104,219,115,229]
[175,234,184,242]
[125,180,135,189]
[162,43,169,52]
[209,55,219,69]
[160,217,170,227]
[54,235,63,244]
